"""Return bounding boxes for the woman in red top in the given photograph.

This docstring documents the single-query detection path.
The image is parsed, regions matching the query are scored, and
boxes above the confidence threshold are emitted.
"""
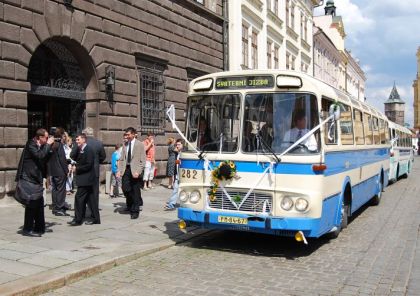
[143,132,156,190]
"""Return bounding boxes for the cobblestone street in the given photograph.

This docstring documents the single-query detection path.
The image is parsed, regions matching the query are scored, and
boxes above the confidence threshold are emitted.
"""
[43,157,420,296]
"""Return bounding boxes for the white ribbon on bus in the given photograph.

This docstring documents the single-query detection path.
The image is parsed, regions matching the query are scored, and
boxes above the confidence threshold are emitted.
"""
[166,104,335,213]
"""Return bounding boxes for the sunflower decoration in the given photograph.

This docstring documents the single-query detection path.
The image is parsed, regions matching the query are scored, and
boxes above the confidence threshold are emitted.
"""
[208,160,237,202]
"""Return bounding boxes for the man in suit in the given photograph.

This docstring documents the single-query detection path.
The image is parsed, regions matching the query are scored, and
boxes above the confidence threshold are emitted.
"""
[71,127,106,220]
[47,127,70,216]
[68,133,99,226]
[117,127,146,219]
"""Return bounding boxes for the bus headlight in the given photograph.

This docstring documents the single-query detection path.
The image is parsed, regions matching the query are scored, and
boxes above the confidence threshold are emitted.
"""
[281,197,294,211]
[189,191,201,204]
[295,198,309,212]
[179,191,189,203]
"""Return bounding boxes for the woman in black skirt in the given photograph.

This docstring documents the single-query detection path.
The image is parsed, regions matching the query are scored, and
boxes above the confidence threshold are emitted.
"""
[166,137,176,189]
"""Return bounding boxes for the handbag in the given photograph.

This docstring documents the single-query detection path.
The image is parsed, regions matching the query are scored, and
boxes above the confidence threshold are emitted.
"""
[14,179,44,205]
[14,144,44,205]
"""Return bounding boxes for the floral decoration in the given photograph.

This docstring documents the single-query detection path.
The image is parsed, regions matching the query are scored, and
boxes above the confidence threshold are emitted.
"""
[208,160,237,202]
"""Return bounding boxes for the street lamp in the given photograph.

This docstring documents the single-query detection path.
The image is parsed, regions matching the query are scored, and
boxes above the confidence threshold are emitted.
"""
[63,0,73,7]
[105,65,115,103]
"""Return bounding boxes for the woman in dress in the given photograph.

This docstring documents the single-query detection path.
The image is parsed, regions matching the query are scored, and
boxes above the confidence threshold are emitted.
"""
[166,137,176,189]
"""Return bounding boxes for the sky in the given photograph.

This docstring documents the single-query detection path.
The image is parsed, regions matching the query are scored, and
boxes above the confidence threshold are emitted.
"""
[314,0,420,127]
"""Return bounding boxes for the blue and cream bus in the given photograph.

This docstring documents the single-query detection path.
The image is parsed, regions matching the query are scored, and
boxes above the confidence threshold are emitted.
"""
[388,121,414,182]
[174,70,390,240]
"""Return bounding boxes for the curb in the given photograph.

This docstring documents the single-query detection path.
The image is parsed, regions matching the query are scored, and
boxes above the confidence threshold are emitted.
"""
[0,229,211,296]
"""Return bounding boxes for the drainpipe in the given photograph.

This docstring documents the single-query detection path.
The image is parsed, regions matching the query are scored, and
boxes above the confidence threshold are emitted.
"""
[223,0,229,71]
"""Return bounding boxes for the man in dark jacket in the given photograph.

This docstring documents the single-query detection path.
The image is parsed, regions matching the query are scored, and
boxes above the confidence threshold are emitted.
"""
[16,128,54,237]
[71,127,105,220]
[68,134,98,226]
[47,127,69,216]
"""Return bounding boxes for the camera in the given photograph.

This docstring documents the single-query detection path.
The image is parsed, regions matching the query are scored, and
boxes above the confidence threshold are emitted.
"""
[49,127,57,136]
[49,127,61,142]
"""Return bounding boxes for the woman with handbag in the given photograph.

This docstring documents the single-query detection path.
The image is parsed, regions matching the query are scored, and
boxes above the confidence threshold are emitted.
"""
[15,128,54,237]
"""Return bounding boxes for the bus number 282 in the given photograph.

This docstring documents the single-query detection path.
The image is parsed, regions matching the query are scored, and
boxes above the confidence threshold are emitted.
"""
[181,169,197,179]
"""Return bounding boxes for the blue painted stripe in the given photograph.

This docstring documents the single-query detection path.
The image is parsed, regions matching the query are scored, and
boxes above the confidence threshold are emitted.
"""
[324,148,389,176]
[180,147,389,176]
[180,159,317,175]
[178,207,323,237]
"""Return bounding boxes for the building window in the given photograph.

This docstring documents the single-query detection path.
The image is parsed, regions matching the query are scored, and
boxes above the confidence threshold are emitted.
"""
[291,2,295,30]
[300,15,304,37]
[251,31,258,69]
[304,17,308,41]
[291,55,296,70]
[286,0,290,27]
[274,0,278,15]
[242,24,249,67]
[139,67,166,133]
[286,52,290,70]
[267,41,272,69]
[267,0,271,11]
[274,45,279,69]
[301,62,308,73]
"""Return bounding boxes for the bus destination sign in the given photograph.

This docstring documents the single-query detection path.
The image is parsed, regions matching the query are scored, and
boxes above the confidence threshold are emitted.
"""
[215,76,274,90]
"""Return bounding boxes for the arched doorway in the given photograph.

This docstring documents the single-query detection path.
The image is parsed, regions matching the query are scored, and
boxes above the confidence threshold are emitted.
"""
[27,39,89,138]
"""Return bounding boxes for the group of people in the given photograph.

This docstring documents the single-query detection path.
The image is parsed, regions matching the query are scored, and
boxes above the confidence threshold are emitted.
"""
[16,125,183,237]
[16,127,105,237]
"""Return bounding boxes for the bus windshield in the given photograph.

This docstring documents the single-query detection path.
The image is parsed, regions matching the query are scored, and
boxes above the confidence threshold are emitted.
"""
[243,93,320,154]
[186,94,241,152]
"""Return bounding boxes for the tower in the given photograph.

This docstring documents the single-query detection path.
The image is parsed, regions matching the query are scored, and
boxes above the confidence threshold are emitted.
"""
[324,0,336,16]
[384,83,405,126]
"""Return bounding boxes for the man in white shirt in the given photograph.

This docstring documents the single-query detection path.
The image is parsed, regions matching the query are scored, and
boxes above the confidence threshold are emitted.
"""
[282,109,317,152]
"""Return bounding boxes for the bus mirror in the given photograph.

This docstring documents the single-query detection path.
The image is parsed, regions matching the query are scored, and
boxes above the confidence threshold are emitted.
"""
[329,104,341,121]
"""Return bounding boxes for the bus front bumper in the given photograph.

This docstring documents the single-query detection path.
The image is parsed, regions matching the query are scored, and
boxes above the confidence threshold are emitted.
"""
[178,207,322,237]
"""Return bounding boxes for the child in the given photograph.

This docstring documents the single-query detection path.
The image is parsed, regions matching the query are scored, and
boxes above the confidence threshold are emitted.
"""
[110,144,122,198]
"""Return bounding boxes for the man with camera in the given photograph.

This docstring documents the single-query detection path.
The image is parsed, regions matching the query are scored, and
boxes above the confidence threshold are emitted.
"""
[47,127,70,216]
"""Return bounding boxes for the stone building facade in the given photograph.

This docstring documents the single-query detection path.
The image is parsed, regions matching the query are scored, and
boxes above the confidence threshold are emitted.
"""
[0,0,225,197]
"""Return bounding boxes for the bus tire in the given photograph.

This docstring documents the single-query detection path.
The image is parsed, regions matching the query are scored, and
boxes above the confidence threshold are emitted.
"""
[371,177,383,206]
[327,201,349,239]
[402,162,409,179]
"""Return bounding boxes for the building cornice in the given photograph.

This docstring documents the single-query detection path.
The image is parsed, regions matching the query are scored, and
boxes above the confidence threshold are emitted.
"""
[241,3,264,29]
[267,26,284,44]
[286,40,300,55]
[286,26,299,41]
[266,9,283,30]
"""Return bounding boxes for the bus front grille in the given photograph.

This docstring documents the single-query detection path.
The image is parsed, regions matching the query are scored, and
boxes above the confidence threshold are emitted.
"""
[209,190,272,214]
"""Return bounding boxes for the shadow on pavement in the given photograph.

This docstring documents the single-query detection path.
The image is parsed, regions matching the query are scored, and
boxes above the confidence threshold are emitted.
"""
[177,228,330,259]
[112,202,130,215]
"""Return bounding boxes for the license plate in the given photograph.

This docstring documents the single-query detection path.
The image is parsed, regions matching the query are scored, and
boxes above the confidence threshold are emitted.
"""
[218,215,248,225]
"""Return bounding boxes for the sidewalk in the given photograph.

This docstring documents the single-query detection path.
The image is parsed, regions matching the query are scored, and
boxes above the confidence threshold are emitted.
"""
[0,185,208,296]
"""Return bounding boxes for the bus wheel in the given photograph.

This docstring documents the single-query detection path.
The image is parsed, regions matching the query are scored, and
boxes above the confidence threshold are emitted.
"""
[402,163,409,179]
[371,178,383,206]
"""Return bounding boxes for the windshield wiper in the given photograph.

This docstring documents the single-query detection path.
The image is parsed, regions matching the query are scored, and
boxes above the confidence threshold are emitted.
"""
[255,131,280,163]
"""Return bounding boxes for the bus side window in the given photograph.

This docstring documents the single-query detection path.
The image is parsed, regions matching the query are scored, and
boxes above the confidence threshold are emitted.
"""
[363,113,373,145]
[379,119,386,144]
[353,109,364,145]
[340,104,354,145]
[373,117,380,144]
[321,98,337,145]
